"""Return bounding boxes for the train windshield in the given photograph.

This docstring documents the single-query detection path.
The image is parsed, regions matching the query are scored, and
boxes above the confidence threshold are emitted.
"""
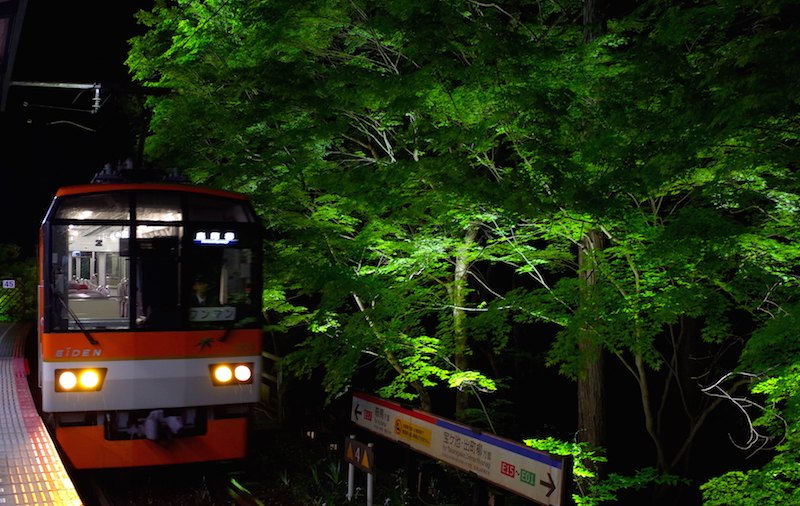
[45,190,261,332]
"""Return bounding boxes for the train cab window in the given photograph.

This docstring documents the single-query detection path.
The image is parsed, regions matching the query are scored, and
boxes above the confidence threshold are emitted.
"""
[45,189,262,333]
[53,193,130,220]
[49,224,132,331]
[187,242,258,330]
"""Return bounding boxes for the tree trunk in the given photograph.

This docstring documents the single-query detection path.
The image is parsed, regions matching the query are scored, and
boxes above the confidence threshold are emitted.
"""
[583,0,607,44]
[576,229,607,456]
[453,224,480,419]
[576,0,609,465]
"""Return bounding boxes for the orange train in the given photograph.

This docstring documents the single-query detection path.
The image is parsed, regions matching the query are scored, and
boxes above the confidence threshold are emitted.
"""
[37,179,263,469]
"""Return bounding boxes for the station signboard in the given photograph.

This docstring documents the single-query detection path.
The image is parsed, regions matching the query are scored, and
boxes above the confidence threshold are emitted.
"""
[352,392,571,506]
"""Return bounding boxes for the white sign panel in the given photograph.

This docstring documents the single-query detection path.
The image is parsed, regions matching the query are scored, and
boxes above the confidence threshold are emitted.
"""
[2,279,15,289]
[188,306,236,322]
[352,392,570,506]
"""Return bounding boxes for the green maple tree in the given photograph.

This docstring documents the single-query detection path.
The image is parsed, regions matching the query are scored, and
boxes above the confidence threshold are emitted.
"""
[126,0,800,503]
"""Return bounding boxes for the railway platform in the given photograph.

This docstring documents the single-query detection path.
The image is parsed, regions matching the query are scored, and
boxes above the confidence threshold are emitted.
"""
[0,322,82,506]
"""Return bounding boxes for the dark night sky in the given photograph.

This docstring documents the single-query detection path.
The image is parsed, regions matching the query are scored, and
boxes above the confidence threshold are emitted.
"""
[1,1,149,253]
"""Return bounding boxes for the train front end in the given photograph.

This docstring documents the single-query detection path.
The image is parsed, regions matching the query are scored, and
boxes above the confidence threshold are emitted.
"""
[38,183,264,469]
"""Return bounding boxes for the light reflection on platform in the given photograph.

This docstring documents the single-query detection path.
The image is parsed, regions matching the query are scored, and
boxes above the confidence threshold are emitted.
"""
[0,322,82,506]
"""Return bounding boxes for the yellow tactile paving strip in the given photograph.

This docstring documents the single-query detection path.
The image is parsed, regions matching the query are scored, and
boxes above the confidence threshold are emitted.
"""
[0,322,83,505]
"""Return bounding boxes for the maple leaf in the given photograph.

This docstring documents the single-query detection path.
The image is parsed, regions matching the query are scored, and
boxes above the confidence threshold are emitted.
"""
[196,337,214,350]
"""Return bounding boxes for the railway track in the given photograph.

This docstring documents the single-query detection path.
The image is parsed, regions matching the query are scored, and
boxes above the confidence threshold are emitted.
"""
[74,464,265,506]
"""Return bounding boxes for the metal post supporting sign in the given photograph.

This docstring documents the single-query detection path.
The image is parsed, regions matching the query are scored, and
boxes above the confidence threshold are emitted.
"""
[345,435,375,505]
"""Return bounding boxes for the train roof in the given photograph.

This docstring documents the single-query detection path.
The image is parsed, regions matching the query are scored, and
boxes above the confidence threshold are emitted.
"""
[55,183,250,201]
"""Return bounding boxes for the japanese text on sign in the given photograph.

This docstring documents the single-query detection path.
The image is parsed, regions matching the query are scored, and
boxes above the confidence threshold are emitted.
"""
[189,306,236,322]
[351,392,570,506]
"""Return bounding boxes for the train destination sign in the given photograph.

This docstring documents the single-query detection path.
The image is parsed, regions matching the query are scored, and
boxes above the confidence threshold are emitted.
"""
[351,392,571,506]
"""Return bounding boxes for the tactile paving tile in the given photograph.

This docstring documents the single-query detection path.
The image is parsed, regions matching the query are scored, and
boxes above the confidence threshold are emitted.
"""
[0,323,83,505]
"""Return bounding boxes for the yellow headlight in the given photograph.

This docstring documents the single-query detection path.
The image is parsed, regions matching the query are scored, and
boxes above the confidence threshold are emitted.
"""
[79,370,100,389]
[55,368,107,392]
[214,365,233,383]
[210,363,254,385]
[58,371,78,390]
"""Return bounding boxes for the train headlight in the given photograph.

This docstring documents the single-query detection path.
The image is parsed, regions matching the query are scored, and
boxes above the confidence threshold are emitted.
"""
[234,364,252,382]
[79,370,100,389]
[58,371,78,390]
[210,363,254,386]
[55,368,107,392]
[214,365,233,383]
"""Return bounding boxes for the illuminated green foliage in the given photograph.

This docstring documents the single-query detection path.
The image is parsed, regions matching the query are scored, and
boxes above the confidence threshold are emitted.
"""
[702,305,800,505]
[127,0,800,502]
[526,437,684,506]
